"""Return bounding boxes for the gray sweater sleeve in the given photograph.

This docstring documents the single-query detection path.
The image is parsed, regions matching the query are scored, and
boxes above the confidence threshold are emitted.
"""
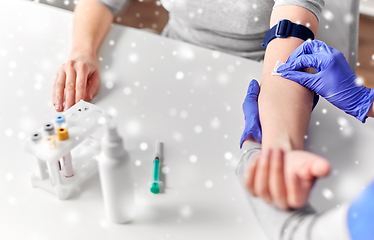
[95,0,128,16]
[236,142,351,240]
[273,0,325,21]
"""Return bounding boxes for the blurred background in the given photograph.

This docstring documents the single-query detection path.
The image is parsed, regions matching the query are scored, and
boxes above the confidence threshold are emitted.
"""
[30,0,374,86]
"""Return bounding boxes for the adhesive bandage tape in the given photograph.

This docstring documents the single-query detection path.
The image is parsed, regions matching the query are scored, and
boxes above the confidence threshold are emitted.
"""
[271,60,285,76]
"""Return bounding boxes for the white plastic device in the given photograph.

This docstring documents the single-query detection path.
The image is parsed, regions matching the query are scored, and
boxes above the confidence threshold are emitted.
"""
[98,122,136,223]
[22,100,110,200]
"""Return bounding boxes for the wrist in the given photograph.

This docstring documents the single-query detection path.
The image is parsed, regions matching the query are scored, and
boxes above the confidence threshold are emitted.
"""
[355,88,374,122]
[240,127,262,148]
[261,134,299,152]
[240,133,258,148]
[242,135,258,146]
[68,49,97,61]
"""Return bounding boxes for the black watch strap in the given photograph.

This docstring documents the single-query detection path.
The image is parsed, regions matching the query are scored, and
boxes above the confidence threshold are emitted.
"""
[261,19,315,49]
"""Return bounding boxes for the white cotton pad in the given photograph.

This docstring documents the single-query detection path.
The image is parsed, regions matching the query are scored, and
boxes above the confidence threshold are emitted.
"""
[271,60,285,76]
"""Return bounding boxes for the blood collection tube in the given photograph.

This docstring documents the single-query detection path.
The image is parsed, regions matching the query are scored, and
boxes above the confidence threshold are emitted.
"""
[31,132,48,180]
[62,153,74,177]
[46,160,62,186]
[54,115,66,128]
[43,122,64,172]
[31,132,42,142]
[57,127,74,177]
[57,127,69,141]
[43,122,54,136]
[45,136,56,149]
[43,135,62,185]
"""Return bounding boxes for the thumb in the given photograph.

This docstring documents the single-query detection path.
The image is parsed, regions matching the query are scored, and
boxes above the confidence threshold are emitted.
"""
[278,54,325,73]
[283,40,314,64]
[289,151,331,180]
[311,157,331,178]
[243,79,260,113]
[245,79,260,100]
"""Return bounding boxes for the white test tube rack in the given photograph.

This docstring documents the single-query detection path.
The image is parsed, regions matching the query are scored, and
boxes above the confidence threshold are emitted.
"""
[22,100,110,200]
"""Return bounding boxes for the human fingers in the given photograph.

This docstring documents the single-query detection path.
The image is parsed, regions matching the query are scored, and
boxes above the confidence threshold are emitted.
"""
[268,149,288,210]
[284,151,330,209]
[241,79,262,146]
[64,61,77,111]
[284,152,307,209]
[242,79,260,116]
[294,152,331,180]
[53,70,66,112]
[288,40,331,62]
[254,149,272,204]
[311,159,331,178]
[309,40,332,55]
[278,54,330,74]
[279,70,315,88]
[75,62,89,103]
[245,79,260,100]
[284,169,306,209]
[245,153,261,196]
[281,40,312,65]
[85,71,100,101]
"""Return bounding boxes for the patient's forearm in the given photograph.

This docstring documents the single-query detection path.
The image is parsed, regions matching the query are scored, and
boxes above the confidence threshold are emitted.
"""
[70,0,113,57]
[259,6,319,152]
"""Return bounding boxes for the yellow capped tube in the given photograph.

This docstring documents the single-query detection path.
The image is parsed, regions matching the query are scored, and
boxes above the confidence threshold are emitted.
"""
[57,127,69,141]
[45,136,56,149]
[56,127,74,178]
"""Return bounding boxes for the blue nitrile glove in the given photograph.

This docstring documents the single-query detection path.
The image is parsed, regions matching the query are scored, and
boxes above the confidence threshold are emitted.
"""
[277,40,374,123]
[240,79,262,148]
[347,180,374,240]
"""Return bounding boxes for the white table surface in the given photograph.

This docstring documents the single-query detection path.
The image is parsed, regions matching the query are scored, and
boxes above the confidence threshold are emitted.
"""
[0,1,265,239]
[1,1,374,240]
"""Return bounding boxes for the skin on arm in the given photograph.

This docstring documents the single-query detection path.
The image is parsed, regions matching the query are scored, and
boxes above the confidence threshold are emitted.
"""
[259,5,319,152]
[53,0,113,111]
[256,6,319,207]
[366,102,374,118]
[242,6,330,209]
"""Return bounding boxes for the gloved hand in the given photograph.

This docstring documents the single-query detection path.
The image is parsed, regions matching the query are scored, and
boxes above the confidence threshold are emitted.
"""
[240,79,262,147]
[277,40,374,123]
[347,180,374,240]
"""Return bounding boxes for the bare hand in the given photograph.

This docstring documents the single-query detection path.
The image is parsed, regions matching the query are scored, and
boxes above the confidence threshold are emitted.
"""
[53,53,100,111]
[245,149,330,210]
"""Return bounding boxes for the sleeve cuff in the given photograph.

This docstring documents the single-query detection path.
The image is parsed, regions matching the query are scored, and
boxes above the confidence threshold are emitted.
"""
[273,0,325,22]
[95,0,127,16]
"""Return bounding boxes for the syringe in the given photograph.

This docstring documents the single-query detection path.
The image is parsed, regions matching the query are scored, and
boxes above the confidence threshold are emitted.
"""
[150,140,162,194]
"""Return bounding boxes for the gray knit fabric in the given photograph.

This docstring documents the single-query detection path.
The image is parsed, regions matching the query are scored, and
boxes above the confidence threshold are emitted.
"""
[96,0,128,15]
[274,0,324,20]
[237,142,352,240]
[95,0,324,60]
